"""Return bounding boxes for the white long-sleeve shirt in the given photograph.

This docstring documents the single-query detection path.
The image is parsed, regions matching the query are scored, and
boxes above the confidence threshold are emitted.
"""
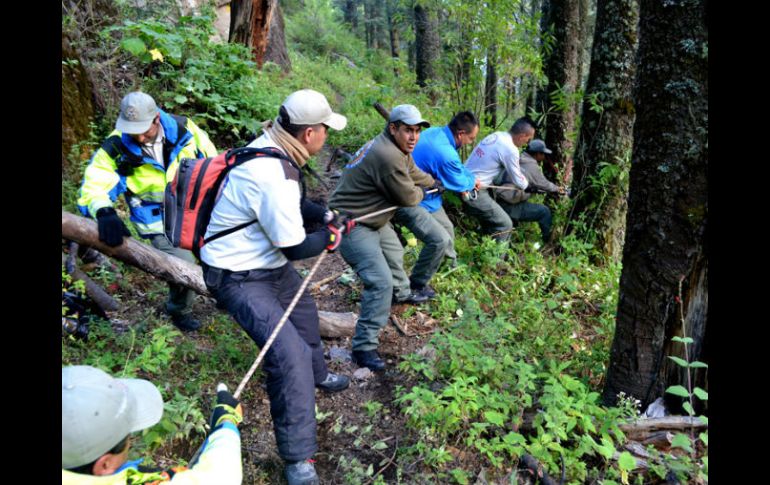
[464,131,529,190]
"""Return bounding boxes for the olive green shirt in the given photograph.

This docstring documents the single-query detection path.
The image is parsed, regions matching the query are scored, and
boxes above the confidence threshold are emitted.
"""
[329,130,435,229]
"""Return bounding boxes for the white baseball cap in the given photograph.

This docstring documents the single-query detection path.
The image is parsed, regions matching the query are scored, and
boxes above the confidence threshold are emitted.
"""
[281,89,347,130]
[388,104,430,128]
[116,92,159,134]
[62,365,164,469]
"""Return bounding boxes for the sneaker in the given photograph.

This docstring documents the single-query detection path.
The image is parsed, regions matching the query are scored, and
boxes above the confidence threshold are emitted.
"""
[285,459,319,485]
[352,350,386,371]
[171,314,201,332]
[316,372,350,393]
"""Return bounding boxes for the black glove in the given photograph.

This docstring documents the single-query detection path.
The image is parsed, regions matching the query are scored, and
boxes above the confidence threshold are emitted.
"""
[327,209,356,235]
[210,384,243,431]
[424,180,445,195]
[96,207,131,247]
[326,224,343,252]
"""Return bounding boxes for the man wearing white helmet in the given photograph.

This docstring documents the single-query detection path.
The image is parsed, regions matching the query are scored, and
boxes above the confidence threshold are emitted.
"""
[62,365,243,484]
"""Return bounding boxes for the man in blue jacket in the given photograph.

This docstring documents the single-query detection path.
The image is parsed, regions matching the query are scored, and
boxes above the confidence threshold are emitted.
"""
[392,111,480,298]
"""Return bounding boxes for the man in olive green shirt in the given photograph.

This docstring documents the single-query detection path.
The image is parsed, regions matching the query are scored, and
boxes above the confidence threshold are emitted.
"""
[329,105,439,371]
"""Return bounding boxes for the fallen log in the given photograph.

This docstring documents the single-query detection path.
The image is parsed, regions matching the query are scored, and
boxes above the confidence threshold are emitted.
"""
[619,416,706,442]
[62,252,120,313]
[318,311,357,338]
[519,454,562,485]
[62,211,358,337]
[62,211,210,296]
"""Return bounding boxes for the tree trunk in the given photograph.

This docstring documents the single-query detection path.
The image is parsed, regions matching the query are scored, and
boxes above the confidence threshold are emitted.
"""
[386,0,400,59]
[229,0,290,72]
[62,211,210,295]
[484,46,498,128]
[567,0,639,261]
[62,211,360,337]
[61,33,97,173]
[414,3,439,90]
[539,0,581,185]
[602,0,708,413]
[343,0,358,29]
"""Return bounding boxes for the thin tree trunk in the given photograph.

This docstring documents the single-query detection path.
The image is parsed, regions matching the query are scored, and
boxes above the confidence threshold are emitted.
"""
[414,3,439,91]
[386,0,400,59]
[484,46,498,128]
[602,0,708,412]
[343,0,358,29]
[567,0,639,261]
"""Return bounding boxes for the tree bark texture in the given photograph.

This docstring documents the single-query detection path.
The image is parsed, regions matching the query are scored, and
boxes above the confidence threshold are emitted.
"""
[568,0,639,261]
[61,33,97,172]
[539,0,581,184]
[602,0,708,411]
[484,46,498,129]
[414,3,439,89]
[229,0,290,72]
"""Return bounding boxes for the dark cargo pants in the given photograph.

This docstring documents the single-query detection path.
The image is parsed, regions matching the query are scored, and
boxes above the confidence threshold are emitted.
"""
[393,205,452,287]
[203,262,328,462]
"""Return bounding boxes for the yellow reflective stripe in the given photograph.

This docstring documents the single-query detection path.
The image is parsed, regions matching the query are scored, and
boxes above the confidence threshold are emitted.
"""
[187,119,218,157]
[78,147,121,218]
[134,219,165,236]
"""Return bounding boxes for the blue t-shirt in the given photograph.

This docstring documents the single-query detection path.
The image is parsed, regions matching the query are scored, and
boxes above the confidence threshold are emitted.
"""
[412,125,476,213]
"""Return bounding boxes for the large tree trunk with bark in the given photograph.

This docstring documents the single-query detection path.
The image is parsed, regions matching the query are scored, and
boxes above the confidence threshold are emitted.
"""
[229,0,291,72]
[386,0,400,59]
[62,33,97,172]
[414,3,439,91]
[602,0,708,413]
[567,0,639,261]
[538,0,581,185]
[343,0,359,29]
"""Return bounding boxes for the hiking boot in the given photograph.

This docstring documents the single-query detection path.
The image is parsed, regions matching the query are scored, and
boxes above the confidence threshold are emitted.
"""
[352,350,386,371]
[410,283,436,299]
[316,372,350,393]
[285,459,319,485]
[171,314,201,332]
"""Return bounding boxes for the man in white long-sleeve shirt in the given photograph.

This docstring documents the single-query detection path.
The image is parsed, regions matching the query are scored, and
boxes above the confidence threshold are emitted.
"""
[463,118,535,241]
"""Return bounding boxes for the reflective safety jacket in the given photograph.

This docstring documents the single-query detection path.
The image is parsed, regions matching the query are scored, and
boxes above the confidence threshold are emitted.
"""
[77,110,217,238]
[61,422,241,485]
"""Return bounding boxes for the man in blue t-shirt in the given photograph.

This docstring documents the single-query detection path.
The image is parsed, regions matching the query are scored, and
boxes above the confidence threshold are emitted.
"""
[392,111,480,299]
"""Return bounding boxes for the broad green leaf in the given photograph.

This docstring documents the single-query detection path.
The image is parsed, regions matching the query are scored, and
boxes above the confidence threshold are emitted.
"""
[372,441,388,450]
[594,436,616,459]
[672,336,694,344]
[682,401,694,416]
[693,387,709,400]
[699,415,709,426]
[671,433,693,452]
[484,411,506,426]
[667,356,689,367]
[689,360,708,368]
[174,94,188,104]
[121,37,147,56]
[366,463,374,476]
[699,432,708,446]
[665,385,690,398]
[618,451,636,472]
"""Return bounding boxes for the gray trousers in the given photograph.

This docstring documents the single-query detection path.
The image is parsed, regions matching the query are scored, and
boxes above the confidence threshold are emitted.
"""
[339,223,410,351]
[461,189,513,242]
[149,234,196,317]
[393,205,453,287]
[497,200,553,242]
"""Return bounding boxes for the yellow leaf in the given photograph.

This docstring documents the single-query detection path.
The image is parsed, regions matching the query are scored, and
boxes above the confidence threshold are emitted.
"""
[150,49,164,62]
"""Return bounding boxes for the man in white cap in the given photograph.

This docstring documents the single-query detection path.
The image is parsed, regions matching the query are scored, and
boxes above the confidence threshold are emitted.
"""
[199,89,352,485]
[463,117,536,242]
[62,365,243,484]
[492,138,565,243]
[77,91,218,332]
[329,104,440,372]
